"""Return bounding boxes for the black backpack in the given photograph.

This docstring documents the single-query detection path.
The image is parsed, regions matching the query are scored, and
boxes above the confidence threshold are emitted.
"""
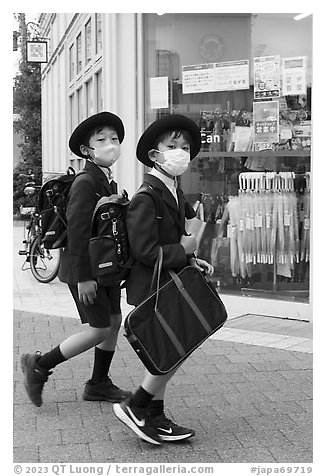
[38,166,100,250]
[88,184,163,287]
[38,167,79,249]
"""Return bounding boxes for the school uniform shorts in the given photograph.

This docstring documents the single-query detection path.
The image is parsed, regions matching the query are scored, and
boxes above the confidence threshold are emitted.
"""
[68,284,121,328]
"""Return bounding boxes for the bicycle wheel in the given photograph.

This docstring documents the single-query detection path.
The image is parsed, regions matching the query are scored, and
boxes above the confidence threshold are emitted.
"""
[29,236,60,283]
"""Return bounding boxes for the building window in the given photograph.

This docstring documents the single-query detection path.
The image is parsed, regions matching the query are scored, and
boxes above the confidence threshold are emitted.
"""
[85,18,92,65]
[69,43,75,81]
[95,69,103,111]
[77,87,83,123]
[69,93,75,133]
[95,13,102,54]
[86,78,93,116]
[76,32,82,74]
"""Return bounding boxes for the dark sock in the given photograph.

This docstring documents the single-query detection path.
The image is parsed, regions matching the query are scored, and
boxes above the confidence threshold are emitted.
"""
[38,346,67,371]
[131,386,154,408]
[89,348,114,385]
[148,399,164,417]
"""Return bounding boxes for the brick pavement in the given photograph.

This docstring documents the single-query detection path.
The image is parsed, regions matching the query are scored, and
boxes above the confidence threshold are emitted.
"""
[13,309,312,464]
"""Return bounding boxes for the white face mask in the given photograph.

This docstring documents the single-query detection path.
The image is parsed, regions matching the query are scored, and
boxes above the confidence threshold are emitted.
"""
[91,144,120,166]
[159,149,190,176]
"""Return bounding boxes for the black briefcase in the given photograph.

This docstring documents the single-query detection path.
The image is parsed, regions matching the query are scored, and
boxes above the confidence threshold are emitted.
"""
[124,248,227,375]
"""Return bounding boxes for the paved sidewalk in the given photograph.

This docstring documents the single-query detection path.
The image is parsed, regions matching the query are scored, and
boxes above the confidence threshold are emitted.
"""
[14,309,313,464]
[13,222,313,463]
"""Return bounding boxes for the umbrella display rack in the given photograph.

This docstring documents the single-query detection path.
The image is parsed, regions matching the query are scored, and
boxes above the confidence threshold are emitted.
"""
[226,171,310,296]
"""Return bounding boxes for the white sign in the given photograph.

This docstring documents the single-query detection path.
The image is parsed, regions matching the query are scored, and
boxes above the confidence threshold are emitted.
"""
[149,77,169,109]
[182,60,249,94]
[182,63,216,94]
[215,60,249,91]
[234,126,252,152]
[282,56,307,96]
[26,41,48,63]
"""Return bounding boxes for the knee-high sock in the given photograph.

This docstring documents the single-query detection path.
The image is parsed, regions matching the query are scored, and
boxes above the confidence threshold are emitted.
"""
[90,347,114,384]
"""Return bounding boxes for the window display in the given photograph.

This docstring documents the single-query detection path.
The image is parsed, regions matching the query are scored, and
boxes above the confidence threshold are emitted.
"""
[186,169,310,300]
[143,13,312,302]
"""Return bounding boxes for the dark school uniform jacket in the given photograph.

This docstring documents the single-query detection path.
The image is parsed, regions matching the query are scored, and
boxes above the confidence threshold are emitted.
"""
[58,160,117,285]
[125,173,196,306]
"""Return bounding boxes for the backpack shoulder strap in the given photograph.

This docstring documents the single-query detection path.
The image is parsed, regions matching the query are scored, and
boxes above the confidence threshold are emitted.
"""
[74,169,103,197]
[136,184,163,223]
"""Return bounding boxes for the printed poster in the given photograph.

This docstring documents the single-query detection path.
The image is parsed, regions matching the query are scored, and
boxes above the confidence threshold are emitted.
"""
[182,59,249,94]
[254,56,281,99]
[182,63,215,94]
[149,77,169,109]
[253,101,279,144]
[282,56,307,96]
[215,60,249,91]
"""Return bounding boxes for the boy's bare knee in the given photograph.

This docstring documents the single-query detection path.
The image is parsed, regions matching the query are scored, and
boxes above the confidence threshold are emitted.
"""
[89,326,111,343]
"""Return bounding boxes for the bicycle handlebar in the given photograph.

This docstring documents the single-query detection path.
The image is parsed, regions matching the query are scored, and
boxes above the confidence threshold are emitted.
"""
[18,173,35,179]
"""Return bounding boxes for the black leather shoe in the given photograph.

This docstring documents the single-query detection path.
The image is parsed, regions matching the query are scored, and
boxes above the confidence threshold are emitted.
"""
[82,377,132,403]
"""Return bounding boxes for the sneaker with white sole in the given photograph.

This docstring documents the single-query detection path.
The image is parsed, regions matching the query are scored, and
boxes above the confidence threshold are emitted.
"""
[151,413,195,442]
[113,397,162,445]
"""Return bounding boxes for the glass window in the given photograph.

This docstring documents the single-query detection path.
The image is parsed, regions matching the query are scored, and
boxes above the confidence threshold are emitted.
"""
[143,13,312,302]
[95,13,102,54]
[76,32,82,74]
[69,43,75,81]
[85,18,92,64]
[69,93,75,133]
[77,87,83,123]
[86,78,93,116]
[96,69,103,111]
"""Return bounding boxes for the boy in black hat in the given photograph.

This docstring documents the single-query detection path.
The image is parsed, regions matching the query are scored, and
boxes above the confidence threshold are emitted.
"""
[21,112,131,407]
[113,114,214,445]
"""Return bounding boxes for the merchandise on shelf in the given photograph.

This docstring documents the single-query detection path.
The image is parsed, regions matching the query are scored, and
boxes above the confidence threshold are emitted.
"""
[197,102,311,153]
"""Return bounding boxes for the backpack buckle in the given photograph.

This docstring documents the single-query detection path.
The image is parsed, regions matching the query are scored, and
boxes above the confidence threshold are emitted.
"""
[112,218,118,236]
[100,212,110,220]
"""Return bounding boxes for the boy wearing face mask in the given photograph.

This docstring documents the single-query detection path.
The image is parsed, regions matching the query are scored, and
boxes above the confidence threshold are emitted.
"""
[21,112,132,407]
[113,114,214,445]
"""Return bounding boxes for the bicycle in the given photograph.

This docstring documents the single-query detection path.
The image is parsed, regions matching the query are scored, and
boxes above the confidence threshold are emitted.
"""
[18,174,60,283]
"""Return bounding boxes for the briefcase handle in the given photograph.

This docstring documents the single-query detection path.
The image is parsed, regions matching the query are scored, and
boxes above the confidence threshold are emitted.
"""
[154,247,164,309]
[151,247,214,352]
[148,246,166,311]
[149,246,164,297]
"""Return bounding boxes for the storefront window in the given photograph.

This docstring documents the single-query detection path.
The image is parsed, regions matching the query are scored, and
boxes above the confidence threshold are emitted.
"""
[143,13,312,302]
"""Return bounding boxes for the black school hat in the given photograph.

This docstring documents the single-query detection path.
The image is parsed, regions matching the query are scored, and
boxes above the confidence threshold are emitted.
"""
[136,114,201,167]
[69,111,125,158]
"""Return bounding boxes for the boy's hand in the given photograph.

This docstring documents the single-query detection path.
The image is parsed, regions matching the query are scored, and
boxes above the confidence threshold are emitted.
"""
[189,257,214,276]
[180,234,197,255]
[77,280,98,305]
